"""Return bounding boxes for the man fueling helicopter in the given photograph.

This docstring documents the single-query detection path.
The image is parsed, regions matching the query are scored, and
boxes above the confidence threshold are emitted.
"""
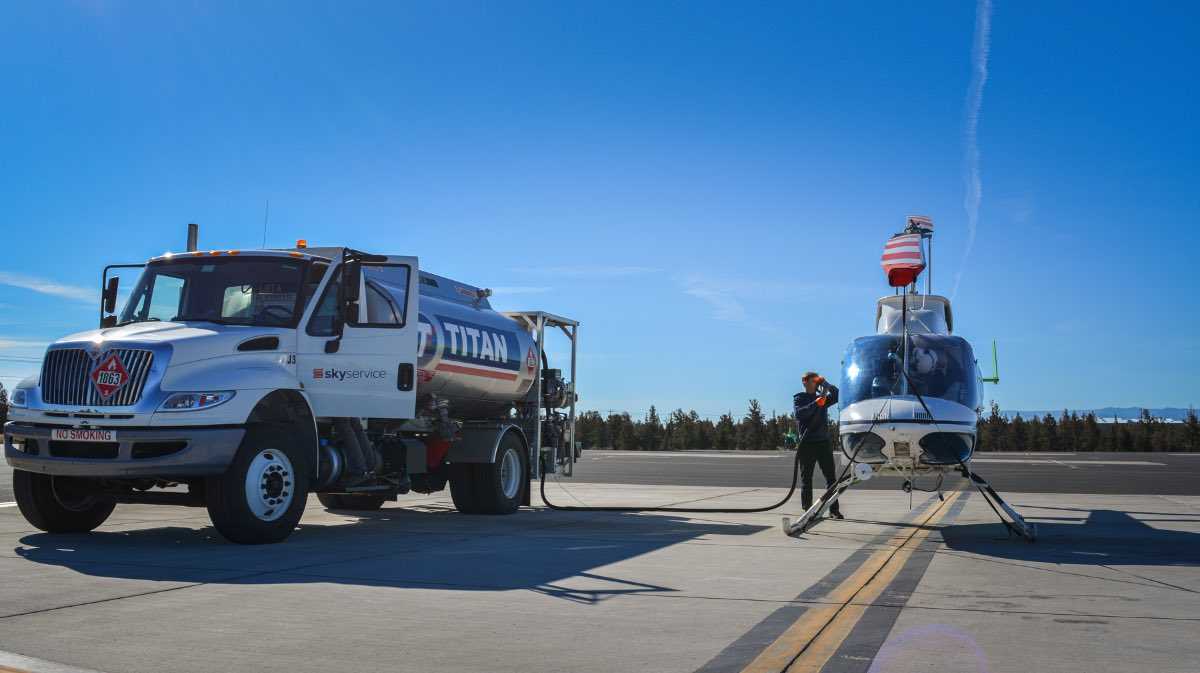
[793,372,842,520]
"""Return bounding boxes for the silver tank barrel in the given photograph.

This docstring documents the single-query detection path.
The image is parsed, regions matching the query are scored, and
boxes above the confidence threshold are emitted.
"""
[413,272,538,418]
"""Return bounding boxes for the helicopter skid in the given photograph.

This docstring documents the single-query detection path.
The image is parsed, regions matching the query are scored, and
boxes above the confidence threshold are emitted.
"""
[963,466,1038,542]
[782,464,872,537]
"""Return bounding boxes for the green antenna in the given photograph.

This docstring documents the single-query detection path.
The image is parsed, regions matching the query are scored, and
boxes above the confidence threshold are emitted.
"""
[981,340,1000,384]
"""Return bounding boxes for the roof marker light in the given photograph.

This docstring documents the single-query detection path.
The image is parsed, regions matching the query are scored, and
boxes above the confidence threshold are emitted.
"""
[296,239,307,249]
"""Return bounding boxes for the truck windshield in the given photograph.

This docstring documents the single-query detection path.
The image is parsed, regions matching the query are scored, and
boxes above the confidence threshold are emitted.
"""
[841,334,981,410]
[118,257,315,327]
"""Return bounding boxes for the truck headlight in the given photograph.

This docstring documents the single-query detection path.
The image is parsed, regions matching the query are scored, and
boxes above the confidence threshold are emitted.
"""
[159,391,235,412]
[11,388,28,408]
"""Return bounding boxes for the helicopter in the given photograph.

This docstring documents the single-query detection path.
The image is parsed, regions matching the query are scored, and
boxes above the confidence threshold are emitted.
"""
[783,215,1036,541]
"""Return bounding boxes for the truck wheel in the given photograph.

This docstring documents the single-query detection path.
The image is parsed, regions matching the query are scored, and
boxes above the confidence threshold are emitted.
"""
[472,432,527,515]
[13,471,115,533]
[316,493,386,511]
[206,424,310,544]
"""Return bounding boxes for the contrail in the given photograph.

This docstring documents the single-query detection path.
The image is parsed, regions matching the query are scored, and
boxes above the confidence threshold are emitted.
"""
[952,0,992,300]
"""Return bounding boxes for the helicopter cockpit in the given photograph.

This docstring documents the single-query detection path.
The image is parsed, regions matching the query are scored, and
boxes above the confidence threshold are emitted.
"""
[840,334,981,411]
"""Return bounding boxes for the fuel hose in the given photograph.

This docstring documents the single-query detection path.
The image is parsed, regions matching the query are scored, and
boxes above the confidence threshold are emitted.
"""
[538,381,884,514]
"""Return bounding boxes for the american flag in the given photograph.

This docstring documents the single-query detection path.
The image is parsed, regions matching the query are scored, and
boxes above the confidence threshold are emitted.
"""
[906,215,933,233]
[881,233,926,287]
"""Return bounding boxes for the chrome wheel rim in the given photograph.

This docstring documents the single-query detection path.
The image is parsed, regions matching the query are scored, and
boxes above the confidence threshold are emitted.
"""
[499,447,521,500]
[245,449,294,522]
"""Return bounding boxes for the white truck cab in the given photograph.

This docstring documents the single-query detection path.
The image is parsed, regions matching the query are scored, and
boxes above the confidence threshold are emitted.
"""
[4,243,578,544]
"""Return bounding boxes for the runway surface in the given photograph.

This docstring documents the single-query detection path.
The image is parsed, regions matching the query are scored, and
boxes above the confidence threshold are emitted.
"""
[565,450,1200,495]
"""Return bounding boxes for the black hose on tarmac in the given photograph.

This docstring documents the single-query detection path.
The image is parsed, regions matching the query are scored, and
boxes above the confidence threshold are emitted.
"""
[539,437,806,514]
[538,390,883,514]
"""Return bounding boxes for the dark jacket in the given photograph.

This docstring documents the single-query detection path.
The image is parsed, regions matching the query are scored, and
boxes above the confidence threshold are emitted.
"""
[793,384,839,442]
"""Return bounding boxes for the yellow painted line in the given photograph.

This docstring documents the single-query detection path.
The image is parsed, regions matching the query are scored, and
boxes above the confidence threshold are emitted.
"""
[741,492,960,673]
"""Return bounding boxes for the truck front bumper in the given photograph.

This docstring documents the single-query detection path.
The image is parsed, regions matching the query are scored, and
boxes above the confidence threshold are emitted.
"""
[3,421,245,478]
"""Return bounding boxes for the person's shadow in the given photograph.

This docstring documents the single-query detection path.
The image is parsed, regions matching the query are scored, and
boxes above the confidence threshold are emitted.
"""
[13,503,769,605]
[942,505,1200,567]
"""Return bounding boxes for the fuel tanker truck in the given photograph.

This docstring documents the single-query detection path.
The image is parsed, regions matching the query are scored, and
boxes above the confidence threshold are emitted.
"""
[3,242,579,544]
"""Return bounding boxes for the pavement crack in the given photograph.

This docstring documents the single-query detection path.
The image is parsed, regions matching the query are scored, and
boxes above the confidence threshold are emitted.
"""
[0,581,211,621]
[1098,564,1200,595]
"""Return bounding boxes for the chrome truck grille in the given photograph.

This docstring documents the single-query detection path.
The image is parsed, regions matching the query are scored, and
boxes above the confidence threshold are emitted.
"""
[40,348,154,406]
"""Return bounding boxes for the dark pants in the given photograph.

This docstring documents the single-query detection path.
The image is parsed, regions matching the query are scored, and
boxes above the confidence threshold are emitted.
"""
[799,438,841,515]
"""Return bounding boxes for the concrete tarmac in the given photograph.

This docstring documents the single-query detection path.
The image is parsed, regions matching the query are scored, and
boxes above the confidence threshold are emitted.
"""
[0,459,1197,673]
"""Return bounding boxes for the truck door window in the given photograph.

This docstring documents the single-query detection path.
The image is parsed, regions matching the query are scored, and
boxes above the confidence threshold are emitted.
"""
[306,268,341,337]
[360,264,410,327]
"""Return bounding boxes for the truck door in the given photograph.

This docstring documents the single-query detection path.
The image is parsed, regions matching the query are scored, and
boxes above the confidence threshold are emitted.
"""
[297,255,420,419]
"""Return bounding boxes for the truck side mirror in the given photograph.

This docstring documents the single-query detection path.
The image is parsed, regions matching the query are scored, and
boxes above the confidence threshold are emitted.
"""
[102,276,120,315]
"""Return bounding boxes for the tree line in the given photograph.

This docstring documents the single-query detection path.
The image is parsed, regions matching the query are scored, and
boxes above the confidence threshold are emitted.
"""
[979,403,1200,453]
[574,399,1200,452]
[575,401,806,452]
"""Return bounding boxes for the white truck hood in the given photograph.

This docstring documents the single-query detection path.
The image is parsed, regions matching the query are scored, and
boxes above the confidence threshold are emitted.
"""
[54,321,290,367]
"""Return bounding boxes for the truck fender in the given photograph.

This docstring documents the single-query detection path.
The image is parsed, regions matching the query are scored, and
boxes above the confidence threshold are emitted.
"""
[449,424,527,465]
[244,389,319,486]
[161,356,298,392]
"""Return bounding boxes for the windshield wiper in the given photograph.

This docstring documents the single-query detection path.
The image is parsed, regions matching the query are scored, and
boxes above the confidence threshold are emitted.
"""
[173,315,235,324]
[114,317,162,327]
[174,315,271,327]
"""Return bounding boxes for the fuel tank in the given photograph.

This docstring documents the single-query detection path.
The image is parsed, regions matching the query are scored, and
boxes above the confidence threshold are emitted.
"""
[414,272,539,418]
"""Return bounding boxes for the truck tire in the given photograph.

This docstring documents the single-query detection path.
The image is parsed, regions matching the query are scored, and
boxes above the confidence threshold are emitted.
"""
[13,471,115,533]
[453,432,526,515]
[206,424,310,544]
[316,493,386,511]
[449,463,481,514]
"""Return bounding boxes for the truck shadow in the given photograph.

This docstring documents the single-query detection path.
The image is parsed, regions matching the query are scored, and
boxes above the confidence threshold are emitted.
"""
[13,505,769,605]
[941,508,1200,567]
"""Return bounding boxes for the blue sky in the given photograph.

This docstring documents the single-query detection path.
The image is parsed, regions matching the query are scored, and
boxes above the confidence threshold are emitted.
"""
[0,1,1196,417]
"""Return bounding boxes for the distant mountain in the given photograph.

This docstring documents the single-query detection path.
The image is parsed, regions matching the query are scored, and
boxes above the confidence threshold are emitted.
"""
[1002,407,1195,422]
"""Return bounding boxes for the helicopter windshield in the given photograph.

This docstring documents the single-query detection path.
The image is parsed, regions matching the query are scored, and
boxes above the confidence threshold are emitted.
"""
[841,334,981,410]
